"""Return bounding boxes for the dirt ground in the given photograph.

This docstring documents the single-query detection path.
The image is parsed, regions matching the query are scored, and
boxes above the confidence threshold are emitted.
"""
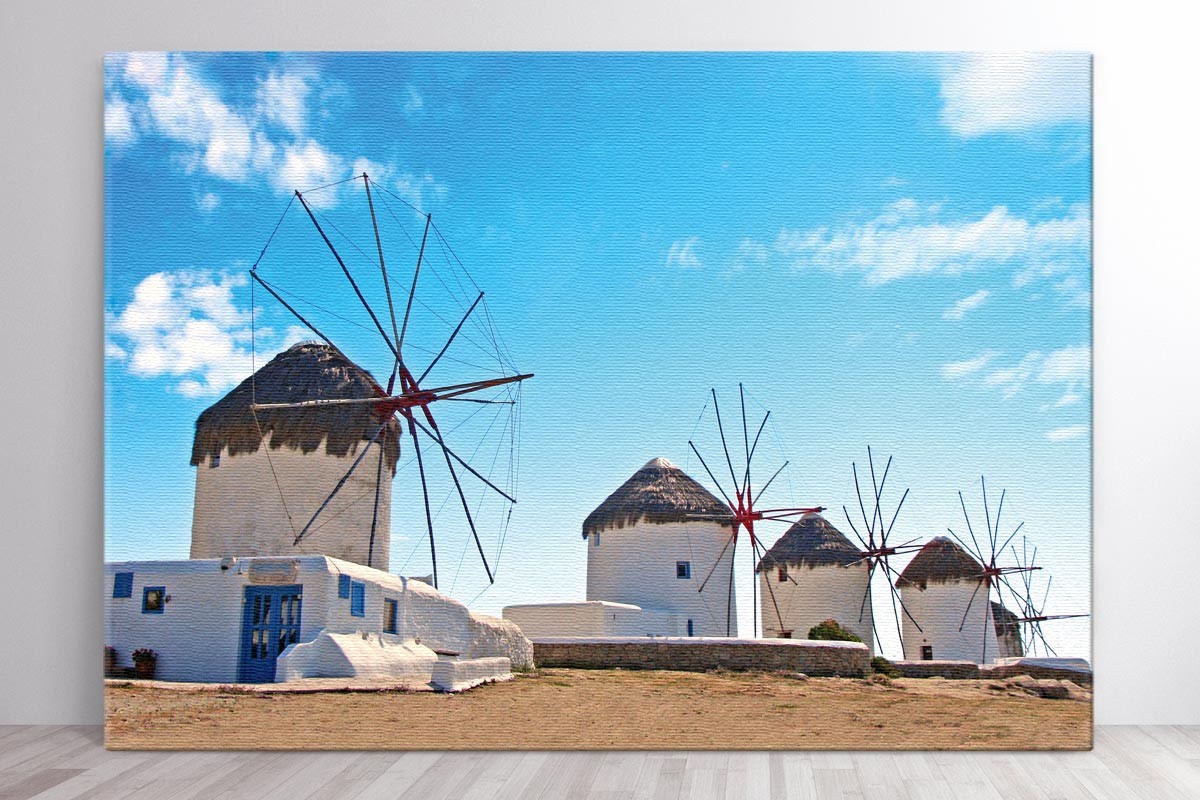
[105,669,1092,751]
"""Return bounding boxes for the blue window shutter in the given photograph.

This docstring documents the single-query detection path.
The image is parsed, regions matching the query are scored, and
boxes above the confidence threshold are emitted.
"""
[687,619,694,636]
[350,582,365,617]
[338,574,351,598]
[113,572,133,598]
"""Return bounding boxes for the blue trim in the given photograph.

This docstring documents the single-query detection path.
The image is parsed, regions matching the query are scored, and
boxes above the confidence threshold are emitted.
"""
[676,561,691,579]
[112,572,133,599]
[141,586,165,614]
[594,532,600,547]
[350,582,365,617]
[687,619,694,637]
[337,574,351,598]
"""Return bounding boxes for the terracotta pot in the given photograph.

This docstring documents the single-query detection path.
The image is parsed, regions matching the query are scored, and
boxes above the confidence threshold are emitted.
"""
[104,648,117,677]
[134,659,156,680]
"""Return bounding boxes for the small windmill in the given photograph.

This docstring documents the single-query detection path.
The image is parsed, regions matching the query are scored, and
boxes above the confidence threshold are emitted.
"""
[945,477,1041,664]
[245,173,532,592]
[839,447,926,658]
[687,384,823,637]
[1006,536,1090,657]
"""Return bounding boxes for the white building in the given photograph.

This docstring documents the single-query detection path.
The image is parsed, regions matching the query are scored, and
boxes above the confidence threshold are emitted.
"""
[104,556,532,683]
[106,342,531,686]
[897,536,1001,663]
[505,457,737,637]
[755,512,874,651]
[190,342,400,571]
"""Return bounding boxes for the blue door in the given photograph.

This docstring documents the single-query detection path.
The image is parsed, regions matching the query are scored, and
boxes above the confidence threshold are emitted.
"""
[238,585,302,683]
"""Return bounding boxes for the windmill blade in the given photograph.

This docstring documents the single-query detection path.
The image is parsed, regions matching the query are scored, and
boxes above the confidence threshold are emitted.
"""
[417,291,484,384]
[425,419,495,585]
[946,527,986,565]
[885,575,906,656]
[853,463,875,545]
[957,579,984,632]
[362,173,404,361]
[856,572,872,623]
[398,213,432,359]
[251,373,533,411]
[997,521,1025,562]
[751,538,786,635]
[880,487,910,546]
[688,440,735,508]
[697,532,736,594]
[710,388,741,492]
[739,384,751,497]
[249,272,336,349]
[880,559,924,632]
[403,414,439,589]
[842,505,869,550]
[743,411,770,497]
[958,491,985,566]
[755,460,789,502]
[411,417,516,503]
[726,535,738,637]
[981,476,994,556]
[992,488,1006,554]
[867,448,893,543]
[981,588,991,663]
[293,421,389,545]
[296,191,398,359]
[367,442,385,569]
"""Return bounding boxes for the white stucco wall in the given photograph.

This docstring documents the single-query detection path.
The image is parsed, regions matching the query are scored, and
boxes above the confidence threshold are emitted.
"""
[757,562,874,653]
[502,601,684,638]
[190,440,392,571]
[104,555,532,683]
[585,520,736,637]
[900,579,1000,664]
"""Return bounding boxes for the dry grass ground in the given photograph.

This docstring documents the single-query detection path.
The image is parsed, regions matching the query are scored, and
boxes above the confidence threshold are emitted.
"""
[105,668,1091,751]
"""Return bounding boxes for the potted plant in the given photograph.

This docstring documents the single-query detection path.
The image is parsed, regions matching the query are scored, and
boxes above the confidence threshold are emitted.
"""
[132,648,157,680]
[104,645,119,677]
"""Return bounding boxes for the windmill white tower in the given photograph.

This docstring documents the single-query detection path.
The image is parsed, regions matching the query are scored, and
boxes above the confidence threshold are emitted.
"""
[582,457,737,637]
[755,512,873,649]
[896,536,999,662]
[190,342,401,570]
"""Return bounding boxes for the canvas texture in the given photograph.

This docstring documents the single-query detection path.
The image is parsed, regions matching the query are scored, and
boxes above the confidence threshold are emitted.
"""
[103,52,1092,750]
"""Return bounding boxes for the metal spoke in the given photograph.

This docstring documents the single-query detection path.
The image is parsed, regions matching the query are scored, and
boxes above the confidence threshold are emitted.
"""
[294,422,389,545]
[417,291,484,384]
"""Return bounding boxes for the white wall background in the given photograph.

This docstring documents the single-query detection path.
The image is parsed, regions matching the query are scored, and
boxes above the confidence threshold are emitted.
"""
[0,0,1196,725]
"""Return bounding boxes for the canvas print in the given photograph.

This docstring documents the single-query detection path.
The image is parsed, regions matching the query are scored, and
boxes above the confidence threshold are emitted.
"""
[104,52,1092,750]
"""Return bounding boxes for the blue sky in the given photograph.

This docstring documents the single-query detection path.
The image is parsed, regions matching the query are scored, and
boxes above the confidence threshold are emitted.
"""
[105,52,1091,659]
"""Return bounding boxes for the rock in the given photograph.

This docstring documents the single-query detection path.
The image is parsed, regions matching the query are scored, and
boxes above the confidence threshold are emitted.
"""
[788,673,810,681]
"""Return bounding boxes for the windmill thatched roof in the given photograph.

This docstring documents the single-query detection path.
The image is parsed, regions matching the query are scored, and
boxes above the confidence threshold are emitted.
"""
[756,513,863,571]
[896,536,984,588]
[581,457,733,538]
[190,342,401,472]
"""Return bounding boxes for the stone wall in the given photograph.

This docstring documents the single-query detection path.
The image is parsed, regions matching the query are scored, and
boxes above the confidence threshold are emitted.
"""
[892,660,981,680]
[532,636,868,677]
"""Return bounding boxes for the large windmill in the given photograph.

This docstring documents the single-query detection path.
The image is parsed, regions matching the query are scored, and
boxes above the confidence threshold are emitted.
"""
[839,447,926,659]
[686,385,823,637]
[944,478,1042,664]
[243,173,531,593]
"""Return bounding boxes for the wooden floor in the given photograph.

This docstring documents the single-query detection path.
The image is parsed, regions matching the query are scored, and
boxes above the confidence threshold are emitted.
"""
[0,726,1197,799]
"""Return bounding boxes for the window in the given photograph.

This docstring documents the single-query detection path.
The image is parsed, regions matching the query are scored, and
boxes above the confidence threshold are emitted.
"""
[209,453,221,468]
[594,532,600,547]
[676,561,691,579]
[921,645,933,661]
[778,566,788,583]
[350,582,365,617]
[142,586,165,614]
[686,619,694,637]
[112,572,133,598]
[383,598,398,634]
[338,574,351,599]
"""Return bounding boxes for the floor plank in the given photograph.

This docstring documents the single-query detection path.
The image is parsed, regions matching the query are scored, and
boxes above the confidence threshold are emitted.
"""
[0,727,1195,799]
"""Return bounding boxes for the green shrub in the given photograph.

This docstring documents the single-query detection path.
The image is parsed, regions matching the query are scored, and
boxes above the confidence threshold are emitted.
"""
[806,619,862,643]
[871,656,901,677]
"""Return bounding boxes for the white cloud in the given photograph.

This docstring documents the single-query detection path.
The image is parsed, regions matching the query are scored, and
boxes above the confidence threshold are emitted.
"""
[105,96,137,146]
[775,199,1089,296]
[730,238,770,272]
[198,192,220,212]
[272,139,344,199]
[942,289,990,321]
[983,352,1043,398]
[941,350,1000,380]
[1046,425,1088,442]
[666,237,703,269]
[403,85,424,116]
[940,53,1090,137]
[123,52,169,88]
[258,71,312,135]
[1037,344,1090,387]
[109,270,300,397]
[948,344,1091,402]
[394,171,447,212]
